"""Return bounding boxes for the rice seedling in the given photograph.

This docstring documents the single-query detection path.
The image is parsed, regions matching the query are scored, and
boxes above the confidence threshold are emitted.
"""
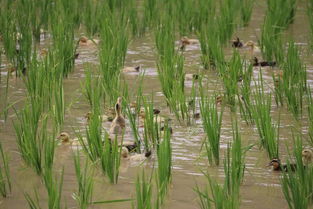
[52,79,65,129]
[307,87,313,146]
[139,0,159,36]
[73,151,94,209]
[0,142,11,197]
[266,0,296,29]
[101,135,122,184]
[308,0,313,50]
[240,0,254,26]
[194,0,215,31]
[282,40,306,119]
[195,121,247,209]
[156,125,172,204]
[99,15,129,106]
[175,0,195,36]
[133,170,153,209]
[281,136,313,209]
[251,74,279,159]
[199,92,224,166]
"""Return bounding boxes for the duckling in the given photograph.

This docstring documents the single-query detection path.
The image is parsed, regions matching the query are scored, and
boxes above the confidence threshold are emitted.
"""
[302,148,313,166]
[268,158,297,172]
[253,57,276,67]
[216,95,223,105]
[185,74,199,81]
[244,41,261,57]
[122,65,141,73]
[231,37,243,48]
[193,113,201,120]
[120,141,139,153]
[85,112,114,122]
[57,132,81,146]
[79,36,100,46]
[7,66,27,76]
[109,97,126,134]
[180,36,199,50]
[121,147,152,161]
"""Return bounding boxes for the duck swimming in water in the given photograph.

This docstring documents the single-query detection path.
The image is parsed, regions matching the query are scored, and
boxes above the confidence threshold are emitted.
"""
[109,97,126,135]
[180,36,199,50]
[244,41,261,57]
[121,147,152,161]
[268,158,298,172]
[231,37,243,48]
[57,132,81,146]
[302,148,313,166]
[122,65,141,73]
[253,57,276,67]
[79,36,100,46]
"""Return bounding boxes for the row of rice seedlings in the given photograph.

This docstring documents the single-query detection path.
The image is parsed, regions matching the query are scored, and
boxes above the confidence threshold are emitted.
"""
[199,92,224,166]
[308,0,313,50]
[99,14,129,106]
[238,63,253,124]
[195,121,247,209]
[156,125,172,204]
[193,0,216,31]
[73,152,94,209]
[0,142,11,198]
[239,0,254,27]
[175,0,195,36]
[139,0,159,36]
[281,41,307,119]
[81,0,103,36]
[281,136,313,209]
[251,74,279,159]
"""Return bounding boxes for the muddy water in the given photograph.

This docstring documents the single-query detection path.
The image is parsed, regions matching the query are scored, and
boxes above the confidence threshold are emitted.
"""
[1,1,313,209]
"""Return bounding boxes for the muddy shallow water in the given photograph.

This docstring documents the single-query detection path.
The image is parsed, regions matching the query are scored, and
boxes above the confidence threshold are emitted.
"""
[1,1,313,209]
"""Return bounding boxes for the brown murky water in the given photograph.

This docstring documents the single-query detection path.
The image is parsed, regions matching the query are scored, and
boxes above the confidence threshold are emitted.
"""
[1,1,313,209]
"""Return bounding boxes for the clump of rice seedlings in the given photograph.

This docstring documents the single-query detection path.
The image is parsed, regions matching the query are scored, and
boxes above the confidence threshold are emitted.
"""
[132,170,153,209]
[155,19,190,123]
[81,0,103,36]
[282,41,306,119]
[52,79,65,129]
[195,121,247,209]
[99,15,129,106]
[281,136,313,209]
[175,0,195,36]
[73,152,94,209]
[0,142,11,197]
[307,87,313,146]
[251,74,279,159]
[219,51,243,108]
[240,0,254,26]
[272,73,284,107]
[266,0,296,29]
[238,63,253,124]
[308,0,313,50]
[194,0,215,31]
[101,135,122,184]
[199,92,223,166]
[156,125,172,204]
[139,0,159,36]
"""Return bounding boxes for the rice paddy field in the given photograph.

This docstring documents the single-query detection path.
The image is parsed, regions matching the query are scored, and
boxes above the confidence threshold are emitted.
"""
[1,0,313,208]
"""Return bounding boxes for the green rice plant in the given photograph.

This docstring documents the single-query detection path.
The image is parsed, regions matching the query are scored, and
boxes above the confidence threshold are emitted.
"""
[199,93,224,166]
[282,41,306,119]
[240,0,254,26]
[0,142,11,197]
[43,168,64,209]
[81,0,103,36]
[194,0,215,31]
[99,15,129,106]
[266,0,296,29]
[272,73,284,107]
[281,136,313,209]
[52,79,65,129]
[238,63,253,124]
[73,152,94,209]
[133,170,153,209]
[307,87,313,146]
[251,74,279,159]
[156,125,172,204]
[308,0,313,50]
[175,0,195,36]
[101,135,122,184]
[195,122,247,209]
[139,0,159,36]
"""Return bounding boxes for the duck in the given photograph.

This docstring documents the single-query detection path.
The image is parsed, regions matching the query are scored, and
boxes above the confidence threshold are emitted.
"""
[122,65,141,73]
[138,107,161,119]
[216,95,223,105]
[160,126,173,135]
[253,57,276,67]
[231,37,243,48]
[79,36,100,46]
[57,132,81,146]
[109,97,126,134]
[268,158,298,172]
[302,148,313,166]
[244,41,261,57]
[185,74,199,81]
[7,66,27,76]
[119,141,139,153]
[85,112,114,122]
[121,147,152,161]
[180,36,199,50]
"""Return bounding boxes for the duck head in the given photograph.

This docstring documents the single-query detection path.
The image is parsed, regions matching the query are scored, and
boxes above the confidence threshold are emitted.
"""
[302,149,313,164]
[79,36,88,44]
[268,158,281,170]
[57,132,70,143]
[121,147,129,158]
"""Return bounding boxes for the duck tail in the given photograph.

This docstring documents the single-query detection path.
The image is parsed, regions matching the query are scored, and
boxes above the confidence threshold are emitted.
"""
[145,150,152,158]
